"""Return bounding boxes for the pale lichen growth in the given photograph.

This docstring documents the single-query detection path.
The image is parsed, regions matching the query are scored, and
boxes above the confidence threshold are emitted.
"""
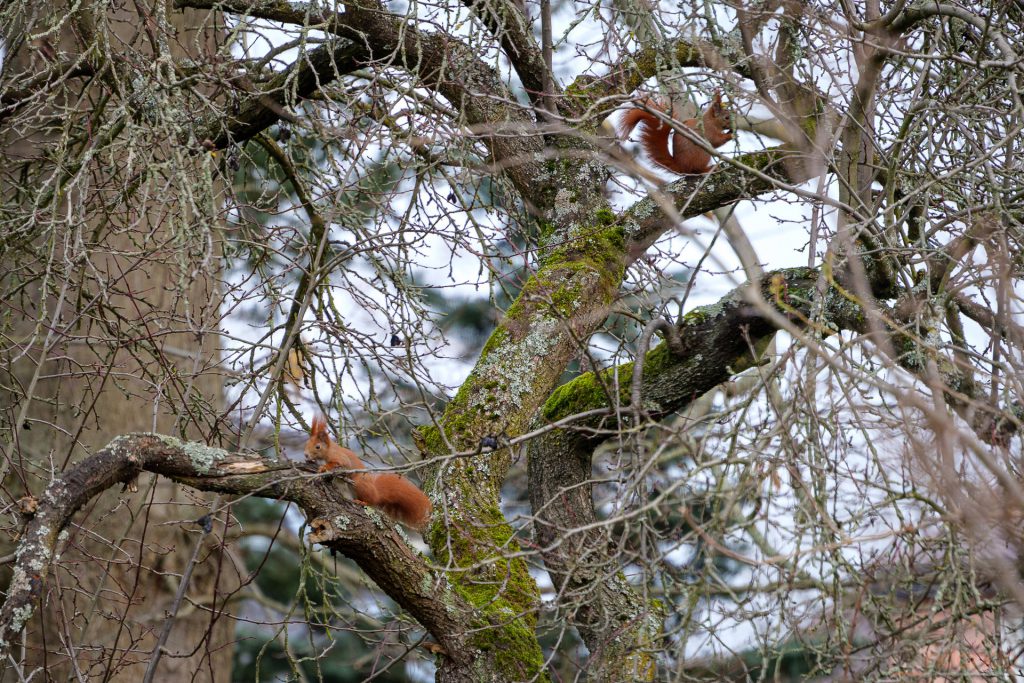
[54,529,70,562]
[17,524,53,570]
[434,576,463,615]
[155,433,184,448]
[7,604,34,640]
[362,506,389,529]
[156,435,226,474]
[41,480,67,507]
[4,566,37,637]
[476,317,558,408]
[552,187,582,226]
[25,551,47,573]
[631,198,659,223]
[620,215,642,238]
[106,433,134,449]
[8,567,30,597]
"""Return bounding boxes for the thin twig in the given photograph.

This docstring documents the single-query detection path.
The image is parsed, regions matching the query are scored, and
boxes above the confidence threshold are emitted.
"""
[141,496,222,683]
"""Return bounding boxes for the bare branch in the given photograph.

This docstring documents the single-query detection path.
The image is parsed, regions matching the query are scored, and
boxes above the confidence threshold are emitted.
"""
[0,435,475,669]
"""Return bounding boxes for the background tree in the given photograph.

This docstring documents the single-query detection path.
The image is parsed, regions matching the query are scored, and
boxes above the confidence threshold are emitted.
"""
[1,0,1023,681]
[0,4,235,681]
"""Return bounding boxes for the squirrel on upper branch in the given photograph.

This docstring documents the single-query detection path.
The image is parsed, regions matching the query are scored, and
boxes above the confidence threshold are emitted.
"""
[618,90,733,175]
[304,415,432,530]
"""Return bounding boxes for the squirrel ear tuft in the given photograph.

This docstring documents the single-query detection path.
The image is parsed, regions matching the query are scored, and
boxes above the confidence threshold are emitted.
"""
[311,415,326,437]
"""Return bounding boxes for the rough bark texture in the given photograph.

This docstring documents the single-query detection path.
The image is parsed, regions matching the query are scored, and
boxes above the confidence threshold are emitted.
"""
[0,435,480,678]
[0,4,234,680]
[1,264,1007,681]
[179,0,550,209]
[405,131,811,681]
[526,248,1022,677]
[166,3,824,679]
[528,268,821,678]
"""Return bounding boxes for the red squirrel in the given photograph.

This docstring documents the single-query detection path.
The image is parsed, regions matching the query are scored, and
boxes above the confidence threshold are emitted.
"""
[304,415,432,530]
[618,90,733,175]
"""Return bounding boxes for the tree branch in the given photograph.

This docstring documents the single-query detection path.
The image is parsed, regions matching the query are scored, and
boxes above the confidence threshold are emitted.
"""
[199,40,363,151]
[622,147,802,264]
[0,434,476,674]
[528,267,820,678]
[528,263,1021,671]
[176,0,548,207]
[458,0,551,112]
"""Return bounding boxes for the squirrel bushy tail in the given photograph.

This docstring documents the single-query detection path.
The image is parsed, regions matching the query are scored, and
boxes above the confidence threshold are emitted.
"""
[618,90,732,175]
[304,415,432,530]
[351,472,432,530]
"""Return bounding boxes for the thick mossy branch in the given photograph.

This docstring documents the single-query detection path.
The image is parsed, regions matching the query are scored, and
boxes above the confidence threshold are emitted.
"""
[529,264,1021,677]
[414,139,813,678]
[417,220,624,443]
[527,267,820,679]
[0,434,475,672]
[543,267,821,425]
[417,209,625,681]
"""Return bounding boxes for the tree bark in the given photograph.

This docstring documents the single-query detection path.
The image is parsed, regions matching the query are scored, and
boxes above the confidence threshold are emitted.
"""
[0,435,486,680]
[0,3,233,680]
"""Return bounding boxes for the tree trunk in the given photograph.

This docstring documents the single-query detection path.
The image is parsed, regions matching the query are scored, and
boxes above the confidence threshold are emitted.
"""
[0,2,234,680]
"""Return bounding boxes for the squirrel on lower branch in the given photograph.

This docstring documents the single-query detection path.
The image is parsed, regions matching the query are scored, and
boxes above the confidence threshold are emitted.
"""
[304,415,432,530]
[618,90,733,175]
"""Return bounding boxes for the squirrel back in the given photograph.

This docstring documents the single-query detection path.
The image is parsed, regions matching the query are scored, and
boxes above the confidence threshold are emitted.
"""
[618,90,732,175]
[351,472,432,530]
[304,415,432,531]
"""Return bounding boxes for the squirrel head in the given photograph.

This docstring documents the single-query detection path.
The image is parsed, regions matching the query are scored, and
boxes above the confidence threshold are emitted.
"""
[304,415,331,462]
[708,90,731,124]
